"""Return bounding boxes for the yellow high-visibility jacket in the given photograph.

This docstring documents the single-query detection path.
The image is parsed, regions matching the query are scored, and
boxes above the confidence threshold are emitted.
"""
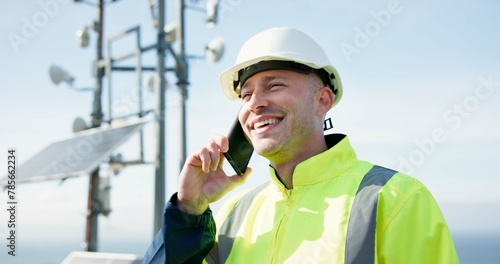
[211,134,459,263]
[143,134,459,264]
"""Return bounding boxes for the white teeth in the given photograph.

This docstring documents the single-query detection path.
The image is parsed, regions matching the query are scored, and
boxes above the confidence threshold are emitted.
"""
[254,118,280,129]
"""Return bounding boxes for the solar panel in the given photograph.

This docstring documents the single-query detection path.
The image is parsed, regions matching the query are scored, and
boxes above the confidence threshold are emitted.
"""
[0,118,150,186]
[61,251,142,264]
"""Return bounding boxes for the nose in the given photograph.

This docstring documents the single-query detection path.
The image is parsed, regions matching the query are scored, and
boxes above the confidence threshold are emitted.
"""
[245,88,269,113]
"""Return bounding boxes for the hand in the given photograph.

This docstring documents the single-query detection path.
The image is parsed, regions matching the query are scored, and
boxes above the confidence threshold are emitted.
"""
[177,135,252,215]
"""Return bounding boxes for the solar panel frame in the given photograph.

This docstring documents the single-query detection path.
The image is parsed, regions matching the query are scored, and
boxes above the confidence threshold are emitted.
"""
[1,118,150,186]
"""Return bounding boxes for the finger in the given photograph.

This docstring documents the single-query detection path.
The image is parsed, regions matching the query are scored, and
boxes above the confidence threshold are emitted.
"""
[206,138,222,171]
[187,135,229,173]
[217,151,225,169]
[240,167,252,181]
[198,147,212,173]
[208,135,229,171]
[211,134,229,153]
[230,167,252,186]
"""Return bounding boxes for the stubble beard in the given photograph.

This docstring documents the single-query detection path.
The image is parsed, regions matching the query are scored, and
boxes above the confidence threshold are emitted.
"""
[253,105,317,165]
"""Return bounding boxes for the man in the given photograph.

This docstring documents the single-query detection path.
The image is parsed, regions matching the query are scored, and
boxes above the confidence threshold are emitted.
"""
[143,27,459,263]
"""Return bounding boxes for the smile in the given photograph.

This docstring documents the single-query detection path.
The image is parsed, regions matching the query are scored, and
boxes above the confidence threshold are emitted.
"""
[254,118,282,129]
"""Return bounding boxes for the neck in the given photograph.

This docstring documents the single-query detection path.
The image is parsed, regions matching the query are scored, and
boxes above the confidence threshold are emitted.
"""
[270,136,328,189]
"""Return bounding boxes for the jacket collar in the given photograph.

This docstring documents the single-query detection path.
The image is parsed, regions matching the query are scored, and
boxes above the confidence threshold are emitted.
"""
[268,134,358,190]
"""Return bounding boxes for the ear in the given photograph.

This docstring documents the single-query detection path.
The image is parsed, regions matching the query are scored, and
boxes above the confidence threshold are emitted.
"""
[316,87,334,116]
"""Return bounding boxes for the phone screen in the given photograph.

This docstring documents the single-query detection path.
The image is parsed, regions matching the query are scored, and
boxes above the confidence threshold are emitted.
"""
[223,118,253,175]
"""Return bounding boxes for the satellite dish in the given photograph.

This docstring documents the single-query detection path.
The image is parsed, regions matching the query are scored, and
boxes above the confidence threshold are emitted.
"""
[206,37,225,64]
[49,65,74,85]
[73,117,89,133]
[164,22,178,44]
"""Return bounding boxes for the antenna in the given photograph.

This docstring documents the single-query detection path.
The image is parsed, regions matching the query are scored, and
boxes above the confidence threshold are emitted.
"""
[73,117,89,133]
[49,65,75,85]
[206,0,219,28]
[206,37,225,63]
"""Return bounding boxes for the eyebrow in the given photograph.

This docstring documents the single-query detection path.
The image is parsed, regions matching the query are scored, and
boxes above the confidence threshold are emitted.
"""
[241,75,288,90]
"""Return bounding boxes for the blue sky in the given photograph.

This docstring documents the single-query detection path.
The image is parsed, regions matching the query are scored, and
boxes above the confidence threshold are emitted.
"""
[1,0,500,262]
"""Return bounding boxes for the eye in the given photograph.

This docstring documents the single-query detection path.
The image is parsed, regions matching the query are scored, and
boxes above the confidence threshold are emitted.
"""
[269,82,284,89]
[241,92,252,101]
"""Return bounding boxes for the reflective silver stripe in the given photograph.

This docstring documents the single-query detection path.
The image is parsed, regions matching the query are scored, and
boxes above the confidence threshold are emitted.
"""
[208,182,270,264]
[345,165,396,264]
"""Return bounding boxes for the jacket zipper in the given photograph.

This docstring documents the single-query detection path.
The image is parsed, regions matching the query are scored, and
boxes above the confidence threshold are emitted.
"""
[270,189,293,263]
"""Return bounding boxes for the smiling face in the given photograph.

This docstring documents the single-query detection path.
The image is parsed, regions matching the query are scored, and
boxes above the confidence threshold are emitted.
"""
[238,69,334,165]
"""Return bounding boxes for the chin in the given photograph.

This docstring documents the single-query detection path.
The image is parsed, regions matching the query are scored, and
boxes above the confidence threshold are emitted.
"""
[253,140,282,158]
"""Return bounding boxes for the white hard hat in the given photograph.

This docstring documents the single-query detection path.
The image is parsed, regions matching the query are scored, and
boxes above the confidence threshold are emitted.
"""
[220,27,343,107]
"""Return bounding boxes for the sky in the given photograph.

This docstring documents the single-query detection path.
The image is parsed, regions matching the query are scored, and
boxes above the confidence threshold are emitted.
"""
[1,0,500,263]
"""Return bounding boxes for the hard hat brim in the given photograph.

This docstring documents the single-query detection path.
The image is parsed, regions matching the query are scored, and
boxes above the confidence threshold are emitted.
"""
[219,56,343,108]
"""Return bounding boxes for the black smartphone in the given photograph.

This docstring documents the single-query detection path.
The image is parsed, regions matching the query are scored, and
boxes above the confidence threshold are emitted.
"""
[223,118,254,175]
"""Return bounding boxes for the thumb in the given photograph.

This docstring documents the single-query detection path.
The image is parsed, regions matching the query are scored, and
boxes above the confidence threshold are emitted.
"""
[230,167,252,187]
